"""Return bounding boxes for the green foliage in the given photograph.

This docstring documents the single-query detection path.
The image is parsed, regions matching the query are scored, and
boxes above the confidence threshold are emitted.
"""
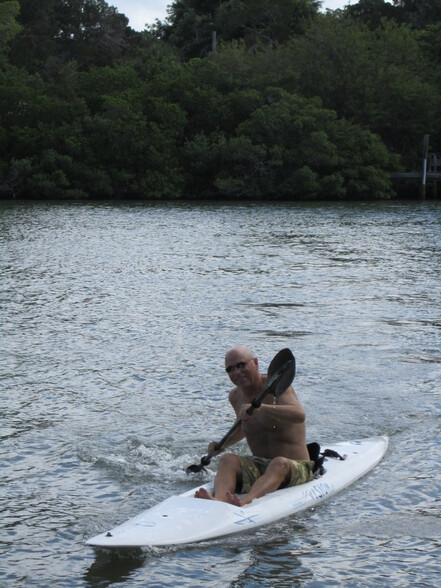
[345,0,397,29]
[207,91,396,199]
[0,0,439,200]
[9,0,136,71]
[160,0,321,58]
[216,0,321,47]
[346,1,441,29]
[0,1,22,64]
[285,14,440,164]
[392,0,441,28]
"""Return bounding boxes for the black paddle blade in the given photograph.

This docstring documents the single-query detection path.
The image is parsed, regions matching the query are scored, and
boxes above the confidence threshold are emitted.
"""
[268,348,296,397]
[185,463,207,474]
[185,454,211,475]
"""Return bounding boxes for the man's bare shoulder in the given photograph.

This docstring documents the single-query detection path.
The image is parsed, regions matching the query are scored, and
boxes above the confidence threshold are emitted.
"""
[228,386,241,404]
[229,385,257,410]
[228,386,237,401]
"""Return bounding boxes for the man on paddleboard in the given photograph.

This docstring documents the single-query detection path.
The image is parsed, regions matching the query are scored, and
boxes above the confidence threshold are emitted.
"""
[195,346,314,506]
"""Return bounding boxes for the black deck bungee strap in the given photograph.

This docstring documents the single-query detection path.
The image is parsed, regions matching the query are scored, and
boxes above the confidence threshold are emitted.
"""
[307,442,346,476]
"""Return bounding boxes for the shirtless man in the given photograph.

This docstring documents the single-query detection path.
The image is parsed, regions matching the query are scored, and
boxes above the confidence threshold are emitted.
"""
[194,345,313,506]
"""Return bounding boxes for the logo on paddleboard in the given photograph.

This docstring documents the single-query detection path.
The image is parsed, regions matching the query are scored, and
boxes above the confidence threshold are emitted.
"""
[233,510,259,526]
[290,481,333,509]
[307,481,333,500]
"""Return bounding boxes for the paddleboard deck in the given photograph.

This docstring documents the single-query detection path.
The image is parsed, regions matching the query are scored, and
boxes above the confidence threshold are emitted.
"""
[86,436,388,549]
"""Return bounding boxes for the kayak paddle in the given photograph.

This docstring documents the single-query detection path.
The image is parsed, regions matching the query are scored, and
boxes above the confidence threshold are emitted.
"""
[186,348,296,474]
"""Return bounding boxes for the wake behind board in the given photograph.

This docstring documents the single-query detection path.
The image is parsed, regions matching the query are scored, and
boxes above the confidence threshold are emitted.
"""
[86,436,388,550]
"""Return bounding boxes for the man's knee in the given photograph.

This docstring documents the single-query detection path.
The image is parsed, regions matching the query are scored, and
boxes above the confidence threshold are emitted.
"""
[217,454,243,491]
[218,453,241,471]
[268,456,291,484]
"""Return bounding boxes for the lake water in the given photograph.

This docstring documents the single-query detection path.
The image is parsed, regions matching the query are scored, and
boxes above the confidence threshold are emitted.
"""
[1,200,440,587]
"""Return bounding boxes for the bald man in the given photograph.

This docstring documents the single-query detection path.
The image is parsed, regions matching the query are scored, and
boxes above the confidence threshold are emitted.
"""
[195,346,314,506]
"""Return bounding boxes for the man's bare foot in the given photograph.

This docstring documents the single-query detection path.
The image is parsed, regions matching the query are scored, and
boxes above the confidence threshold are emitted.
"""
[194,487,215,500]
[225,491,244,507]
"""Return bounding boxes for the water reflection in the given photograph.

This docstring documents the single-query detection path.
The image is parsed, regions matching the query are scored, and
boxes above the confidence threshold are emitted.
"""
[84,551,146,587]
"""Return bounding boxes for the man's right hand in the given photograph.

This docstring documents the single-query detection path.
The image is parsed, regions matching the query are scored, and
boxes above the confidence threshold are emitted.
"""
[239,403,254,422]
[208,440,222,456]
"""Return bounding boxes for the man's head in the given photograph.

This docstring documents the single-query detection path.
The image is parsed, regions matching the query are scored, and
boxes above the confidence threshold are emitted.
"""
[224,346,260,387]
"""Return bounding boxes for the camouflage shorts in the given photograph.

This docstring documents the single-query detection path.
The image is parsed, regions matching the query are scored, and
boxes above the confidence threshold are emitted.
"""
[236,455,314,494]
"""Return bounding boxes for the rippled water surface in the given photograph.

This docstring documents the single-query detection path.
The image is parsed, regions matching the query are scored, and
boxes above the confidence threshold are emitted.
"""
[1,201,440,587]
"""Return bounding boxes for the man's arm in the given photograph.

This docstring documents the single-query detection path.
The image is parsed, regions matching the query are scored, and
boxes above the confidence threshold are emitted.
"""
[241,386,306,425]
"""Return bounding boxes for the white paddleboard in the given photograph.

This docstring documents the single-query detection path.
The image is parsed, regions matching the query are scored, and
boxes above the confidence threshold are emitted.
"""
[86,436,388,549]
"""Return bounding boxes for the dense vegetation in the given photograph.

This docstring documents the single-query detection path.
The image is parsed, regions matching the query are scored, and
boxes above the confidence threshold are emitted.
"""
[1,0,440,200]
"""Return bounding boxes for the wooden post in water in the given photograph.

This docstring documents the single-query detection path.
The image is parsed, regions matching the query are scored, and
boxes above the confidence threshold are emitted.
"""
[420,134,429,200]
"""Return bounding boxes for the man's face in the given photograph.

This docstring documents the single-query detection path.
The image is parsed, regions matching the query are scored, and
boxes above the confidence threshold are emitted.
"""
[225,351,258,386]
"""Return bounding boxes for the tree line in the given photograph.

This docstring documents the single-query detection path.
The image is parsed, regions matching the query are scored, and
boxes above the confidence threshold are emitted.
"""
[1,0,440,200]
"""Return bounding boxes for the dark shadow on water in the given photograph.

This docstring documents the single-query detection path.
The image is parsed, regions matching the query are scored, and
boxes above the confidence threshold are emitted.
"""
[228,532,315,588]
[84,549,146,587]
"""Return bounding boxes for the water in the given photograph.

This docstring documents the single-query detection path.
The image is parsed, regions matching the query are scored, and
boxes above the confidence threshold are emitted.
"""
[1,200,440,587]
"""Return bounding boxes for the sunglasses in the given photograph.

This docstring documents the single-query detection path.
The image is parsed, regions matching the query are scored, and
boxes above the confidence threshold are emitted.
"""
[225,358,254,374]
